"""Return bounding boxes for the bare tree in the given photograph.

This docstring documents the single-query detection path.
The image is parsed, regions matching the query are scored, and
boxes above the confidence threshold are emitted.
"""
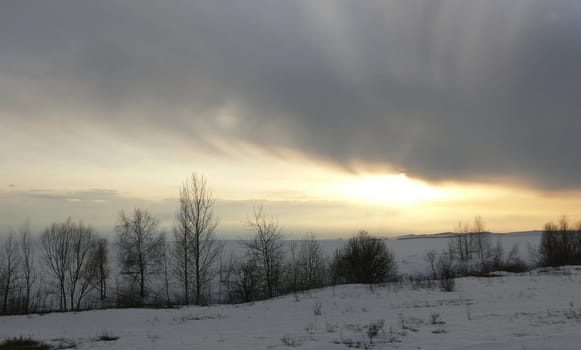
[449,216,491,266]
[20,221,36,313]
[160,241,172,306]
[489,238,525,272]
[539,216,581,266]
[449,221,471,261]
[436,253,456,292]
[218,253,234,303]
[173,197,191,304]
[216,247,228,303]
[116,208,165,302]
[68,223,99,311]
[472,216,490,265]
[1,229,21,313]
[245,205,285,299]
[424,249,438,279]
[296,234,327,290]
[224,253,261,303]
[41,221,71,311]
[41,219,98,311]
[89,238,110,302]
[285,240,300,296]
[172,174,222,305]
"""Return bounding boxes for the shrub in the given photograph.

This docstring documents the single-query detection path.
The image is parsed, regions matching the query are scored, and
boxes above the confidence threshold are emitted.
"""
[430,312,445,325]
[95,329,119,342]
[0,337,51,350]
[333,231,397,284]
[367,319,385,343]
[280,335,300,347]
[312,302,322,316]
[436,254,456,292]
[224,255,262,303]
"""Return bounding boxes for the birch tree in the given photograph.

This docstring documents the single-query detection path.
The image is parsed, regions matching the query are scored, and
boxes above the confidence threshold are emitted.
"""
[172,174,222,305]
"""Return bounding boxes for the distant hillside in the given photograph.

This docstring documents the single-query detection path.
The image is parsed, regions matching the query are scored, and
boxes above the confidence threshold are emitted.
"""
[395,230,543,241]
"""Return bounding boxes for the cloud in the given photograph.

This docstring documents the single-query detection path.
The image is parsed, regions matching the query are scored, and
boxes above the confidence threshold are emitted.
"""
[2,1,581,189]
[0,188,175,234]
[4,189,121,203]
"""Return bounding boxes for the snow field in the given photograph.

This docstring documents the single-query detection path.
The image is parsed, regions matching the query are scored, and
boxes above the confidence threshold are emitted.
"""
[2,266,581,349]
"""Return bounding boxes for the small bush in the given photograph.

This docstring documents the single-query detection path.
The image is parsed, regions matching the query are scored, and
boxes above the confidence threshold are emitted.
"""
[500,260,530,273]
[430,312,445,325]
[48,339,75,350]
[313,302,322,316]
[333,231,398,284]
[432,328,447,334]
[367,319,385,343]
[95,329,119,342]
[0,337,52,350]
[304,320,316,335]
[281,335,300,347]
[325,321,339,333]
[401,274,437,290]
[115,287,145,308]
[436,254,456,292]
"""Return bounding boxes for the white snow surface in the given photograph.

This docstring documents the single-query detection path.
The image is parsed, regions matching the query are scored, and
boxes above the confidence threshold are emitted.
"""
[3,232,581,349]
[2,267,581,349]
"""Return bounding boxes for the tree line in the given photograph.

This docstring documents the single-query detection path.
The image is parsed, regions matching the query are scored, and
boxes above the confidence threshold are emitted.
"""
[3,172,578,314]
[420,215,581,292]
[0,174,398,315]
[421,216,528,292]
[538,216,581,267]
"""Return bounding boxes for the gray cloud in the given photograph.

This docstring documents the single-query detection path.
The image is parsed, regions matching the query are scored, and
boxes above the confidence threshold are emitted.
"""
[2,1,581,188]
[0,187,388,237]
[0,188,171,234]
[3,189,120,202]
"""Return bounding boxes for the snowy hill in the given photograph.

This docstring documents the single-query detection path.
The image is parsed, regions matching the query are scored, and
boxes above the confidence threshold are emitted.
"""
[1,266,581,349]
[1,231,563,349]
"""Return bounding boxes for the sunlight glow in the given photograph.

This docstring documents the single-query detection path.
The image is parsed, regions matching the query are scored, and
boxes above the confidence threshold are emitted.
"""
[341,173,447,206]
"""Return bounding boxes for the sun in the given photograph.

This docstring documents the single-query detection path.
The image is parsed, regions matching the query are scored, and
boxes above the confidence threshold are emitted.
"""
[341,173,445,206]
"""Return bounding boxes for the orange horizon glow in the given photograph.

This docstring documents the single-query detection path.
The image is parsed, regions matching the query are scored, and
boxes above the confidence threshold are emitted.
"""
[2,138,581,237]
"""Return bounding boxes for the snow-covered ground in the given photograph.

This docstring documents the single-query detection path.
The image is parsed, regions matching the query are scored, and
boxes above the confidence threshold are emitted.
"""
[2,266,581,349]
[3,232,580,350]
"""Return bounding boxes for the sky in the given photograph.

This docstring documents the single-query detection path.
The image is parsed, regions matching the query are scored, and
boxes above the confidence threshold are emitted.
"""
[2,1,581,238]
